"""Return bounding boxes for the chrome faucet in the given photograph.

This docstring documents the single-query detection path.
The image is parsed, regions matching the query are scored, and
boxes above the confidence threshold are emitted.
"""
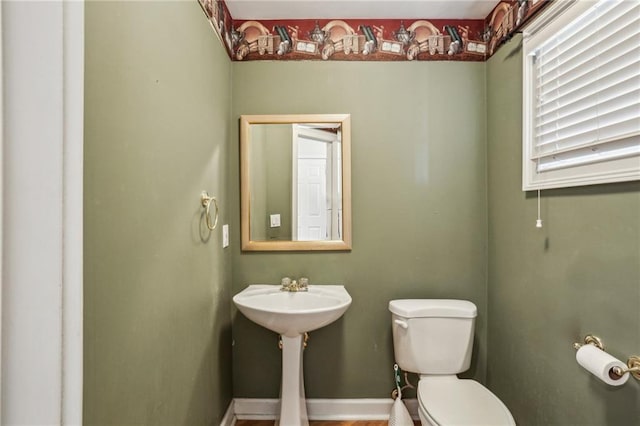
[280,277,309,292]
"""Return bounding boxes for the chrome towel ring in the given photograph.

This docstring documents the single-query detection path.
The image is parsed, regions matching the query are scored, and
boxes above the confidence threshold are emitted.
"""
[200,191,219,231]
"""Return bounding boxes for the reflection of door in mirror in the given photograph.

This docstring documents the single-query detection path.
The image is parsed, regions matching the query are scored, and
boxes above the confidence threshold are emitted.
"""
[292,125,342,241]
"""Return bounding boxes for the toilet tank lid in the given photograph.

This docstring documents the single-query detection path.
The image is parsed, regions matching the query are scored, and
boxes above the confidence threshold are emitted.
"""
[389,299,477,318]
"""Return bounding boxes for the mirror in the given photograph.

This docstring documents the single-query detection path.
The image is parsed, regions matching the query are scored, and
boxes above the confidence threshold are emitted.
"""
[240,114,352,251]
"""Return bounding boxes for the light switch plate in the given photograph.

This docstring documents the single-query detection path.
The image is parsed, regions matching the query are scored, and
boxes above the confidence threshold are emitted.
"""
[270,214,281,228]
[222,224,229,248]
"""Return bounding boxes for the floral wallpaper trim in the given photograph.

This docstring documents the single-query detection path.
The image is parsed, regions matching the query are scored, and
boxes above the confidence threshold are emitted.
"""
[198,0,551,62]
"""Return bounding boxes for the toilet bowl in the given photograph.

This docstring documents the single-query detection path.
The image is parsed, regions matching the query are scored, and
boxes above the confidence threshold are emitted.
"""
[389,299,515,426]
[417,376,514,426]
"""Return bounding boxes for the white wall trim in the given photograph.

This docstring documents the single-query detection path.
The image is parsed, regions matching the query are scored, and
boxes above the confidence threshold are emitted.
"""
[220,400,236,426]
[61,1,84,424]
[0,1,4,419]
[1,1,83,423]
[231,398,419,422]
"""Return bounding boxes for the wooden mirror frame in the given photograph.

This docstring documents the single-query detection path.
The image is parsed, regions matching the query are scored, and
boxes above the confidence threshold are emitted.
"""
[240,114,352,251]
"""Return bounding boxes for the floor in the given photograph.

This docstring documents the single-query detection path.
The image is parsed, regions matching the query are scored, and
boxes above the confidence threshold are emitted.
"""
[235,421,420,426]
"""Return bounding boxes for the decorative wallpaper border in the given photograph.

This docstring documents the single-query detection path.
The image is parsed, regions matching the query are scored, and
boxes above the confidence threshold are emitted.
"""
[198,0,550,62]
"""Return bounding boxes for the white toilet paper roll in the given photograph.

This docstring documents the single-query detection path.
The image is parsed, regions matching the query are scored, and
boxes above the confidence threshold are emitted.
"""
[576,344,629,386]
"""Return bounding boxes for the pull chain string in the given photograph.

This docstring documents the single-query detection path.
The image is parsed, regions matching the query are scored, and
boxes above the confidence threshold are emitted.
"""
[536,189,543,228]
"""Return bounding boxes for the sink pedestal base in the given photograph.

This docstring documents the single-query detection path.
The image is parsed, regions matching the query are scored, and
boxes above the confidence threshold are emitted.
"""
[277,334,309,426]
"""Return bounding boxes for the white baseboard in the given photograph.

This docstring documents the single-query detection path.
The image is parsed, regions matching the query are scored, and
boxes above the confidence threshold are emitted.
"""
[234,398,278,420]
[231,398,419,422]
[220,400,236,426]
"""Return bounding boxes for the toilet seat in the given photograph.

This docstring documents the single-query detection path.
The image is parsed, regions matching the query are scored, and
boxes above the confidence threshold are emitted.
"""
[418,377,515,426]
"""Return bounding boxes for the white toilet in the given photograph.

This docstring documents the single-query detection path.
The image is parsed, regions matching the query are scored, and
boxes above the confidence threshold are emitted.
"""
[389,299,515,426]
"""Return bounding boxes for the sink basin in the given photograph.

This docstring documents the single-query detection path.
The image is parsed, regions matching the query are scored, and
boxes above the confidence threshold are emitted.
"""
[233,284,352,337]
[233,284,352,425]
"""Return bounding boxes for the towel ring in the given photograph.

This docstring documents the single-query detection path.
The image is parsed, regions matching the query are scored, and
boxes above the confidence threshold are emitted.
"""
[200,191,219,231]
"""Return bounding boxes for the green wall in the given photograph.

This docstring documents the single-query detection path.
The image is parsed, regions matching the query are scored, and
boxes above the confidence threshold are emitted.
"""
[249,125,269,241]
[249,124,293,241]
[486,36,640,425]
[264,125,293,241]
[84,2,232,424]
[264,124,293,241]
[230,61,488,398]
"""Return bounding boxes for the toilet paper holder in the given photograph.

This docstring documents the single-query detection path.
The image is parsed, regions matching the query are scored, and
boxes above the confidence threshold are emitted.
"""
[573,334,640,380]
[572,334,604,351]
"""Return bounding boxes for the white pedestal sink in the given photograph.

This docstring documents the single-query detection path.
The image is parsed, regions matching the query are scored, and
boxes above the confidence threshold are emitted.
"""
[233,285,352,425]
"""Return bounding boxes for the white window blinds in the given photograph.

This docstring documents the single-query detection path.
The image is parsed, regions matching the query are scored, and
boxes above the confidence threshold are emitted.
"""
[523,0,640,190]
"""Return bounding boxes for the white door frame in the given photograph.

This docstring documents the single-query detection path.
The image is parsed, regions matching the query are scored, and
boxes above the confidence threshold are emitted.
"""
[0,2,5,415]
[291,125,339,241]
[1,1,84,424]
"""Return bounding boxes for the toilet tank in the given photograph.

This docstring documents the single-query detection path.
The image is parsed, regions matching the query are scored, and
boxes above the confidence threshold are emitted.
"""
[389,299,477,374]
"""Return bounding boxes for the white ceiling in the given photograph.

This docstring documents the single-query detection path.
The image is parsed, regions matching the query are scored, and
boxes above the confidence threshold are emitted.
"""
[225,0,501,21]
